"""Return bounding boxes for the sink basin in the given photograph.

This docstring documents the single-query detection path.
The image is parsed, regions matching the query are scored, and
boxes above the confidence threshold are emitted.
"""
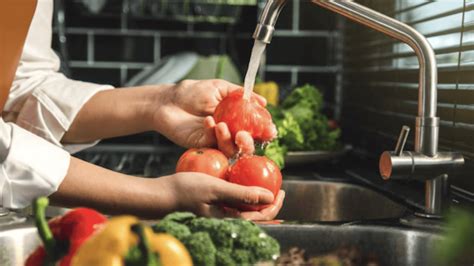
[263,224,443,266]
[0,221,443,266]
[277,180,407,221]
[0,223,38,266]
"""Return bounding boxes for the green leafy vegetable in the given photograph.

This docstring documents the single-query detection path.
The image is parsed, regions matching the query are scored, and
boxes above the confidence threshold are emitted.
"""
[261,84,341,168]
[436,208,474,265]
[281,83,323,112]
[256,140,287,169]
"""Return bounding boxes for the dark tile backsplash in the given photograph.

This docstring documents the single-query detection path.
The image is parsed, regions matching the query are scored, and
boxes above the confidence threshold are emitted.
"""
[71,68,122,87]
[54,1,337,90]
[266,37,329,66]
[161,37,223,58]
[94,35,155,63]
[299,1,336,31]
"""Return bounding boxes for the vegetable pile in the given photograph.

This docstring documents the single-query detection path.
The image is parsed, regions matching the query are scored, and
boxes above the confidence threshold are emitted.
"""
[258,84,341,168]
[26,197,107,266]
[26,197,192,266]
[153,212,280,266]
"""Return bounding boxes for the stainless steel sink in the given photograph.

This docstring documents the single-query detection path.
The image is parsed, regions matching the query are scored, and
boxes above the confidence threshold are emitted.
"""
[0,223,39,266]
[0,221,444,266]
[262,224,444,266]
[0,180,430,266]
[277,180,407,221]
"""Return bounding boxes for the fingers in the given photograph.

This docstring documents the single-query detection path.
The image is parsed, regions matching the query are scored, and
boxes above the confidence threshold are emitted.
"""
[235,131,255,155]
[214,79,243,96]
[215,122,238,157]
[211,180,275,207]
[262,123,278,141]
[239,190,285,221]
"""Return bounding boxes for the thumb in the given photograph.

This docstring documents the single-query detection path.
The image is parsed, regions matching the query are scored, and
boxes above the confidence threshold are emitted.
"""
[211,181,275,206]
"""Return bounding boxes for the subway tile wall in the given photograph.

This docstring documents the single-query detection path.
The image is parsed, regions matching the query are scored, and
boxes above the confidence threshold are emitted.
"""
[51,1,340,114]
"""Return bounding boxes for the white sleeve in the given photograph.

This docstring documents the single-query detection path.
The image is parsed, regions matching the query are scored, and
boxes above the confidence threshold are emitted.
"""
[0,118,70,209]
[3,0,113,154]
[6,74,113,154]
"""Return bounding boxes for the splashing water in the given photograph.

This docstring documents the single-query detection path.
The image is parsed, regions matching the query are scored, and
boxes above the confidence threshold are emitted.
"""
[243,40,267,100]
[260,141,270,150]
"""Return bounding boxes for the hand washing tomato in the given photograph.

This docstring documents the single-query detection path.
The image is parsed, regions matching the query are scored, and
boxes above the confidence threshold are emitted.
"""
[176,148,229,179]
[226,155,282,211]
[213,90,277,142]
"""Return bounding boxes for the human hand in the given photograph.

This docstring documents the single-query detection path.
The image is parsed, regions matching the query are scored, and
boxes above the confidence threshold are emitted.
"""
[154,79,276,157]
[156,172,285,221]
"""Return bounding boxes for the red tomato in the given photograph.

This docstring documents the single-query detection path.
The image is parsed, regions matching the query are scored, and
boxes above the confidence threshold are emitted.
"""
[176,148,229,179]
[226,155,282,211]
[213,90,276,142]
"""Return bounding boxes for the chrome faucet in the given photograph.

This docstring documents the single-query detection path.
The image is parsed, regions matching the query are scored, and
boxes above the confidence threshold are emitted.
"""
[254,0,465,218]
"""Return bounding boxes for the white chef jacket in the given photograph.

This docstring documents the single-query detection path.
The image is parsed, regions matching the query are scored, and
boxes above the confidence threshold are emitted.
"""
[0,0,113,209]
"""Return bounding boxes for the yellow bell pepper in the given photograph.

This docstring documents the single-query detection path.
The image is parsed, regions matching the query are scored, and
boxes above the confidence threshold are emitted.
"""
[71,216,192,266]
[254,81,279,106]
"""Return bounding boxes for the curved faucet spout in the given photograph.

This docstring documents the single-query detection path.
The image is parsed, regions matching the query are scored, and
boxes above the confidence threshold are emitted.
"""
[312,0,438,156]
[253,0,287,44]
[252,0,464,217]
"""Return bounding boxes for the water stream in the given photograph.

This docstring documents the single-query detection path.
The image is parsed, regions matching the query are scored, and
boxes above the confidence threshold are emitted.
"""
[243,40,267,100]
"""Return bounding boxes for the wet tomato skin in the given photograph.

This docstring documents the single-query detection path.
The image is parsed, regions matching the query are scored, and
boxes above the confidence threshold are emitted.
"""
[226,155,282,211]
[176,148,229,179]
[213,90,276,142]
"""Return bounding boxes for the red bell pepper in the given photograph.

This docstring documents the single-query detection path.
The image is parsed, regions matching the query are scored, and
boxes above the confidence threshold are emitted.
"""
[25,197,107,266]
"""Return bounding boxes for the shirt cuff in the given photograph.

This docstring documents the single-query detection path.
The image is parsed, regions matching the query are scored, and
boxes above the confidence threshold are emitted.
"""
[14,73,113,153]
[1,122,70,209]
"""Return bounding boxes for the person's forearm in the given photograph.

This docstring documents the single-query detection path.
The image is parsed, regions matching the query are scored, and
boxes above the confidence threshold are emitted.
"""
[62,85,172,144]
[49,157,174,218]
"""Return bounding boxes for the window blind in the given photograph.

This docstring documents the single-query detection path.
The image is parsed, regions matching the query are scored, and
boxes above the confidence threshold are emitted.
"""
[341,0,474,197]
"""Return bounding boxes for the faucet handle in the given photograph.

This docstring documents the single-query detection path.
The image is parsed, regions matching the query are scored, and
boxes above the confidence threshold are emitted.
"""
[394,125,410,156]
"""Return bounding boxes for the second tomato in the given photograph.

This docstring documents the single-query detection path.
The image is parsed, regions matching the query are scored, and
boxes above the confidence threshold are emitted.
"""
[175,148,229,179]
[226,155,282,211]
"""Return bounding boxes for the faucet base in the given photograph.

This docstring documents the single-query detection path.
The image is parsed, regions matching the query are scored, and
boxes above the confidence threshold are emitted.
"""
[414,211,443,220]
[400,213,443,230]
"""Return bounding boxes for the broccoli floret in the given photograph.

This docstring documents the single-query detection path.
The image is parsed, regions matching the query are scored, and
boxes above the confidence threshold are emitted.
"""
[188,217,218,232]
[188,217,237,249]
[154,214,280,266]
[229,219,261,244]
[215,249,236,266]
[152,220,191,241]
[232,249,252,265]
[252,234,281,262]
[183,232,216,266]
[161,211,196,224]
[229,219,280,263]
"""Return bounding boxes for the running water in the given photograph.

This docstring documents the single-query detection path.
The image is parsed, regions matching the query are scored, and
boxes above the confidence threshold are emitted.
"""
[243,40,267,100]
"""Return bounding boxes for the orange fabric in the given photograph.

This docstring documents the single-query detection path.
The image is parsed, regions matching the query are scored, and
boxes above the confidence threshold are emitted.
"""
[0,0,37,111]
